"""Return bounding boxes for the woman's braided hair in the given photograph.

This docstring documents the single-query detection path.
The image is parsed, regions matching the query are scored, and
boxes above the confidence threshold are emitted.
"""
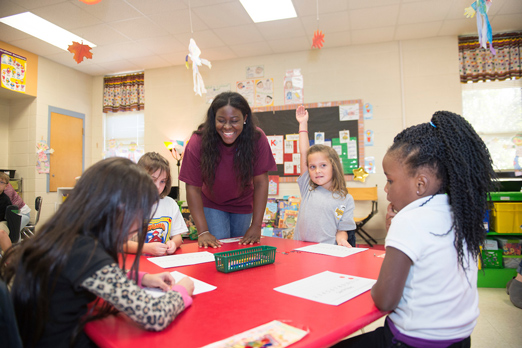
[388,111,497,267]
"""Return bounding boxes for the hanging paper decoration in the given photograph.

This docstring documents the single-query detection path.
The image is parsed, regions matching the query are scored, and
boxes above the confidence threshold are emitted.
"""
[78,0,103,4]
[186,38,212,96]
[311,30,325,49]
[352,167,369,183]
[68,41,93,64]
[36,140,54,174]
[464,0,495,55]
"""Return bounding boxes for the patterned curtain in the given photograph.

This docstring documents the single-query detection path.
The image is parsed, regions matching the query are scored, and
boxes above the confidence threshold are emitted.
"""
[103,72,145,113]
[459,31,522,83]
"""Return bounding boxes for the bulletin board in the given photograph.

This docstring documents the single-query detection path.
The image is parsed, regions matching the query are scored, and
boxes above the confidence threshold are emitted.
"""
[253,100,364,182]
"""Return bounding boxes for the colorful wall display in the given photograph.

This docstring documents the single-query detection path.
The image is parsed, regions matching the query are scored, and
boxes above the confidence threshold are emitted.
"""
[1,48,26,94]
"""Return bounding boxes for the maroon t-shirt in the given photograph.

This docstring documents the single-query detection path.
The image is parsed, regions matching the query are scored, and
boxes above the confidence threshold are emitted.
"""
[180,128,277,214]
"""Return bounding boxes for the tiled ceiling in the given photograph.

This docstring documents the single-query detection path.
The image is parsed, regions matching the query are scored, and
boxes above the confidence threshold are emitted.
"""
[0,0,521,77]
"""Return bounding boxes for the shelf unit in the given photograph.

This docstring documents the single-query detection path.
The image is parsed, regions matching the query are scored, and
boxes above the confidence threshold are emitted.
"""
[55,187,74,212]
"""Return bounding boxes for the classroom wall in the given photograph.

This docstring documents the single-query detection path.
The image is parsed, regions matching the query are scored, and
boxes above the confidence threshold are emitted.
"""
[0,99,9,167]
[91,35,462,243]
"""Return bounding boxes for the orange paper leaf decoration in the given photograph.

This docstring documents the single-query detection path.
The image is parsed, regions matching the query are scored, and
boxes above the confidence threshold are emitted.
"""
[68,41,93,64]
[79,0,103,4]
[312,30,325,49]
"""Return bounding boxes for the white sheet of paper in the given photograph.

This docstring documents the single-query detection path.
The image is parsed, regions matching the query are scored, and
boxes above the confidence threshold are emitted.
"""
[219,237,242,243]
[274,271,376,306]
[147,251,215,268]
[143,271,216,297]
[294,243,368,257]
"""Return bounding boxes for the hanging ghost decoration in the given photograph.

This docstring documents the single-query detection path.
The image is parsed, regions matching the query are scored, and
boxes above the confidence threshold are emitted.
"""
[186,38,212,96]
[464,0,495,55]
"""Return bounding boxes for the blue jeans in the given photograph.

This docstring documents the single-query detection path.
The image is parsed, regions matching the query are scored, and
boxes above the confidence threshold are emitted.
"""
[203,207,252,239]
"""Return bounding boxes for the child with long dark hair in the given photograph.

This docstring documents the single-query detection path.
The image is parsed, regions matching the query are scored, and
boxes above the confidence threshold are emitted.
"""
[333,111,497,347]
[180,92,277,248]
[1,157,194,348]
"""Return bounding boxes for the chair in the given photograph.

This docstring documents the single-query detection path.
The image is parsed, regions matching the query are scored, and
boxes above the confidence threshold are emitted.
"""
[349,186,379,247]
[5,205,22,244]
[21,196,42,239]
[0,279,23,348]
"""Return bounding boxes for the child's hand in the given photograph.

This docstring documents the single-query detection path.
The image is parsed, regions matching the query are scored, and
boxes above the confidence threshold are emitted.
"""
[335,231,353,248]
[141,272,175,292]
[166,240,177,254]
[145,242,168,256]
[176,277,195,296]
[296,105,308,124]
[386,203,397,232]
[337,239,353,248]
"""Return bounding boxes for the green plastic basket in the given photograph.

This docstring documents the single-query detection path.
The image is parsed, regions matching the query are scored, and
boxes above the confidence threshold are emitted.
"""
[214,246,276,273]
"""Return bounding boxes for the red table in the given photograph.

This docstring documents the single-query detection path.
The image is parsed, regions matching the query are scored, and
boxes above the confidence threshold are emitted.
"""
[85,237,387,348]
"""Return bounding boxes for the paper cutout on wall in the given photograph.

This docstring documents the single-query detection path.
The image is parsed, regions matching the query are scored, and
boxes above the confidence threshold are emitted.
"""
[353,167,369,183]
[36,140,54,174]
[364,130,374,146]
[363,103,373,120]
[268,175,279,195]
[186,38,211,96]
[284,69,304,105]
[68,41,93,64]
[103,138,120,159]
[513,133,522,176]
[365,156,376,174]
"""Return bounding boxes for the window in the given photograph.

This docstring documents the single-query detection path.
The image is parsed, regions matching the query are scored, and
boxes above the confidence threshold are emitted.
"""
[103,111,144,163]
[461,79,522,173]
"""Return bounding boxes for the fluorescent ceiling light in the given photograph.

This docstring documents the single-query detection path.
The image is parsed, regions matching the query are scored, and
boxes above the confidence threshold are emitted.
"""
[240,0,297,23]
[0,12,96,51]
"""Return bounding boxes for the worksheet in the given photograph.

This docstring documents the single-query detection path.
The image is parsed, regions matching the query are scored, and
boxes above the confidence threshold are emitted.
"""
[143,271,216,297]
[294,243,368,257]
[147,251,215,268]
[274,271,376,306]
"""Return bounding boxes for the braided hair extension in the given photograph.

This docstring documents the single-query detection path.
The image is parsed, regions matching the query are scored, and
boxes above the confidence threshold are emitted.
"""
[388,111,497,268]
[196,92,260,192]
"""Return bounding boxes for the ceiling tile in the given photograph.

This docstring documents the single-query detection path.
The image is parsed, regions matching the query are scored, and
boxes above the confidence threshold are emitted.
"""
[213,24,264,46]
[44,50,95,68]
[348,0,401,10]
[300,12,351,35]
[229,41,274,58]
[108,41,155,59]
[496,0,522,14]
[72,63,111,76]
[108,17,167,40]
[97,60,142,75]
[8,37,64,56]
[350,5,400,31]
[398,1,454,25]
[256,18,307,41]
[135,36,186,55]
[192,1,251,29]
[395,22,443,41]
[125,0,187,15]
[321,30,352,48]
[200,46,237,61]
[293,0,349,17]
[0,24,32,42]
[30,1,102,30]
[88,46,125,63]
[7,0,68,10]
[159,52,187,66]
[351,27,395,45]
[128,55,172,70]
[174,30,226,50]
[71,24,132,46]
[150,9,208,35]
[76,0,143,23]
[438,19,479,37]
[490,14,522,32]
[0,1,28,17]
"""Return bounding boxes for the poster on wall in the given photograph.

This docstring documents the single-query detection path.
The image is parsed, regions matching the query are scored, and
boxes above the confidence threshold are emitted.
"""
[246,65,264,78]
[205,84,230,104]
[1,48,26,94]
[236,79,254,106]
[254,78,274,107]
[284,69,304,105]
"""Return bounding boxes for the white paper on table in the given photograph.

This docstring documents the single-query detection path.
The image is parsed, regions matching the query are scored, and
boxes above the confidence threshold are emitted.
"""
[274,271,376,306]
[202,320,308,348]
[294,243,368,257]
[147,251,215,268]
[219,237,242,243]
[143,271,216,297]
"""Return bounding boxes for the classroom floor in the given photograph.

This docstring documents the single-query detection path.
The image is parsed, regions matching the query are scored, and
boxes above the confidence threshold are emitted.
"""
[350,241,522,348]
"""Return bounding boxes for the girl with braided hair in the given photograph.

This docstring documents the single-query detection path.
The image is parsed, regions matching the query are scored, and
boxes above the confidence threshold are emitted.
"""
[333,111,497,348]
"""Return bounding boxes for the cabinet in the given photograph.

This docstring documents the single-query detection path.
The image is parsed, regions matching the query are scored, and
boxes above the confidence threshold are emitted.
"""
[55,187,74,212]
[478,192,522,288]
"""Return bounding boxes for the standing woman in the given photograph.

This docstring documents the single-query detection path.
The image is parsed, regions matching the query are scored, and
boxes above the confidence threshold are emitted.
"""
[180,92,276,248]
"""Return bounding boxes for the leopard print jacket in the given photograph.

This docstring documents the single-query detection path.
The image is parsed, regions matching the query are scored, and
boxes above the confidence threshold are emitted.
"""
[81,263,185,331]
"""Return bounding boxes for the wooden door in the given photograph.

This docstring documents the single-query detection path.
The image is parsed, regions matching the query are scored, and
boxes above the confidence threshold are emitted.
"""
[49,112,83,191]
